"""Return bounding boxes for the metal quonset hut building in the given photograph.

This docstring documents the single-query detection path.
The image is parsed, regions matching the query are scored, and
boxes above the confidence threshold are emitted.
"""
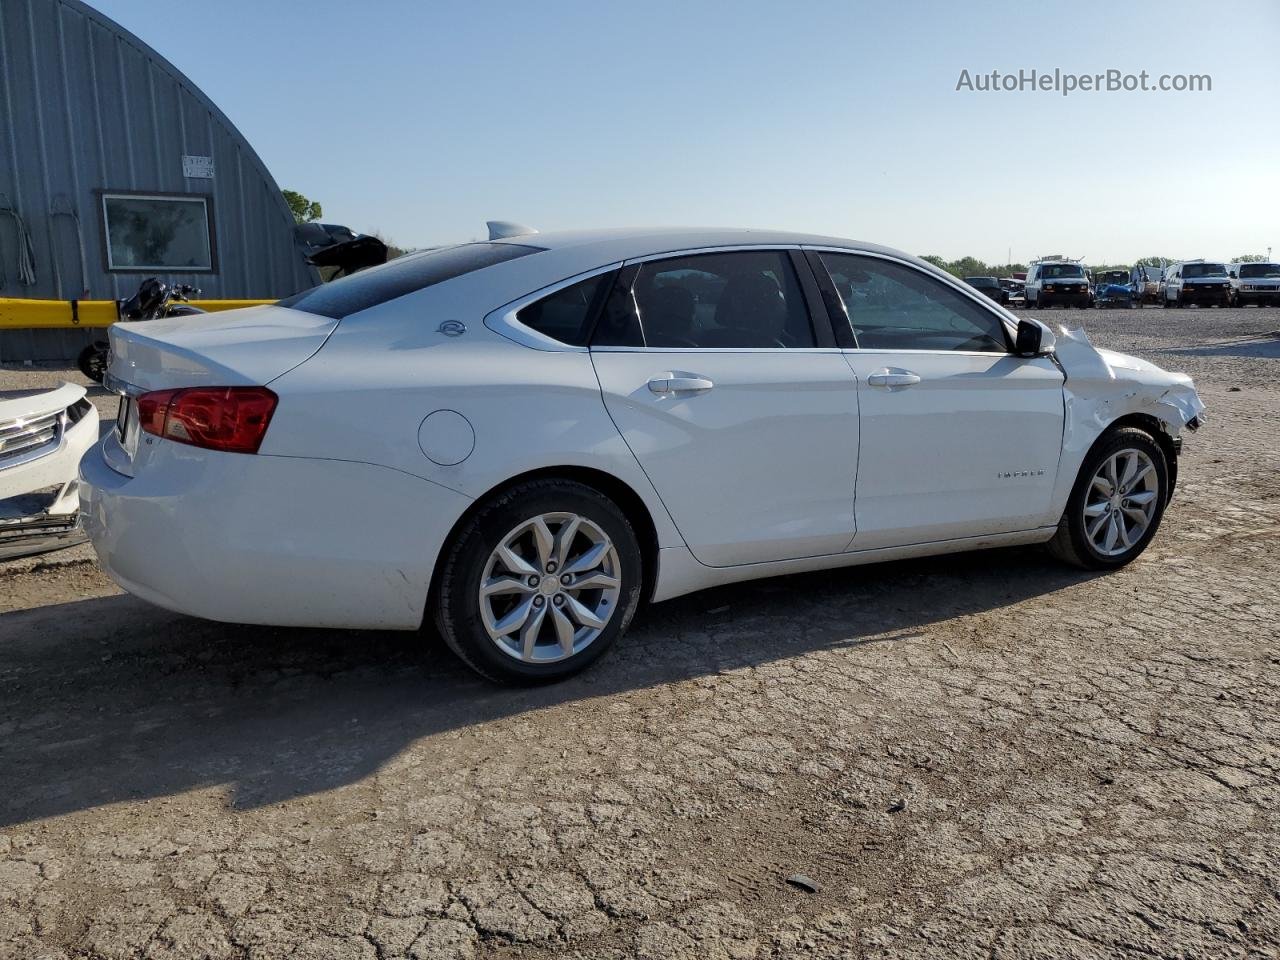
[0,0,318,360]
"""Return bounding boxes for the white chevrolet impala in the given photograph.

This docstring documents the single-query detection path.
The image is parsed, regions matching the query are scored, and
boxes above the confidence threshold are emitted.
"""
[80,227,1205,683]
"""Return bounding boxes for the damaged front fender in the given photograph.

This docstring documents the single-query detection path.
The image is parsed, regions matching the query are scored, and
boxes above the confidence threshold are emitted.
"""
[1047,326,1206,514]
[1054,325,1205,436]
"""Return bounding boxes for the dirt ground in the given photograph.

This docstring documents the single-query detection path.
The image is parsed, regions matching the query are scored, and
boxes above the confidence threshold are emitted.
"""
[2,307,1278,960]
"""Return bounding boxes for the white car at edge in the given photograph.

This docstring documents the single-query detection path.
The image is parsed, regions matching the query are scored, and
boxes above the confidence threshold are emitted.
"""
[79,226,1205,683]
[2,382,98,560]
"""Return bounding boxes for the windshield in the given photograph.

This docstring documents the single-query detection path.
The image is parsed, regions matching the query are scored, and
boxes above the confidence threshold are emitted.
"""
[964,277,997,287]
[1039,264,1083,279]
[1182,263,1227,279]
[1240,263,1280,279]
[1101,271,1128,283]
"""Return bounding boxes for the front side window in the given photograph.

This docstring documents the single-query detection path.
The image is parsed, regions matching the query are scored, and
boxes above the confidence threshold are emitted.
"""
[279,242,541,320]
[101,192,213,271]
[607,250,815,349]
[820,253,1009,353]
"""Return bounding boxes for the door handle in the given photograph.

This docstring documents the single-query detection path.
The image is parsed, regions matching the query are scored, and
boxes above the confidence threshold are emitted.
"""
[648,374,714,394]
[866,369,921,389]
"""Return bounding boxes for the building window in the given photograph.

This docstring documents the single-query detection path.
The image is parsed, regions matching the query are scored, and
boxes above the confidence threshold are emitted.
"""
[100,192,215,272]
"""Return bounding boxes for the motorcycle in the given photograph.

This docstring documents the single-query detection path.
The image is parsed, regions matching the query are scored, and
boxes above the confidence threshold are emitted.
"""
[76,278,205,383]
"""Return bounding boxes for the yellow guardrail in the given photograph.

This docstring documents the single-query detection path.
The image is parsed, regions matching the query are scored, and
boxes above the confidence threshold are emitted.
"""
[0,297,274,329]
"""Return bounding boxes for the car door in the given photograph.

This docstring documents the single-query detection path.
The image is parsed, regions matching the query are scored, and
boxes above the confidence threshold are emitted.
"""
[589,248,859,567]
[809,250,1065,551]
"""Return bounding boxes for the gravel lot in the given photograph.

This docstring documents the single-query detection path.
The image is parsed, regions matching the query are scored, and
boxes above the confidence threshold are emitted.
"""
[2,307,1278,960]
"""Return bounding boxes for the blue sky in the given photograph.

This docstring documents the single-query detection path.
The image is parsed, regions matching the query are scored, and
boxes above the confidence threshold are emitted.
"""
[95,0,1280,263]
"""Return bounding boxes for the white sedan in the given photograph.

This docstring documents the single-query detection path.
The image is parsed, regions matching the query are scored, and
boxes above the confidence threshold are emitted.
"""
[79,227,1205,683]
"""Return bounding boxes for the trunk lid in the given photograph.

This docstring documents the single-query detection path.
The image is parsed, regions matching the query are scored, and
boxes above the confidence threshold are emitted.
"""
[107,304,337,392]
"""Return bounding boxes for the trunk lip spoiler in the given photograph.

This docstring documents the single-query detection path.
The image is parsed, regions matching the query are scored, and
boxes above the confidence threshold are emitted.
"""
[103,372,145,399]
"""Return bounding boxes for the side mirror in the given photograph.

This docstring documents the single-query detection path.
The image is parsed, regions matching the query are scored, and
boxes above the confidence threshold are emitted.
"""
[1015,318,1053,357]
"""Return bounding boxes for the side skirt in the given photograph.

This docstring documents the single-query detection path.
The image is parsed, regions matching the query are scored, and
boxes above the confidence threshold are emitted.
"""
[650,527,1059,603]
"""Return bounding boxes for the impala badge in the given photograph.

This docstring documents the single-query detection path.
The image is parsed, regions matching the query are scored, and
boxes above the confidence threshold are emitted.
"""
[997,469,1045,479]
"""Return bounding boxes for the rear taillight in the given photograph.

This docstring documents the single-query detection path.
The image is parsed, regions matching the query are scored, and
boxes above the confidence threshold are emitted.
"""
[137,386,278,454]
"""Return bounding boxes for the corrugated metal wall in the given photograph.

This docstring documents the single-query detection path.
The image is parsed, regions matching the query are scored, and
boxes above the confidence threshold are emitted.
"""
[0,0,319,361]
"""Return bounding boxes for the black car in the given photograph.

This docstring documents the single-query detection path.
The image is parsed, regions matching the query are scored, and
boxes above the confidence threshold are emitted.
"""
[963,276,1009,304]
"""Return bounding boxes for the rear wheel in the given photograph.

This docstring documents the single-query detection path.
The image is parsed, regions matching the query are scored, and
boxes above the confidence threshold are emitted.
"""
[434,479,643,683]
[1047,428,1169,570]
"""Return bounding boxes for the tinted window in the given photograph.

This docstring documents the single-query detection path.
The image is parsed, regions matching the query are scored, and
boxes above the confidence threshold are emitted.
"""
[1240,263,1280,278]
[1182,263,1227,278]
[515,272,612,345]
[820,253,1009,353]
[279,242,541,320]
[620,251,814,349]
[591,277,644,347]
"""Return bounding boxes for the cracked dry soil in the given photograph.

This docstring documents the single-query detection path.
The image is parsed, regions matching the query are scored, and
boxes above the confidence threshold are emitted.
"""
[1,308,1278,959]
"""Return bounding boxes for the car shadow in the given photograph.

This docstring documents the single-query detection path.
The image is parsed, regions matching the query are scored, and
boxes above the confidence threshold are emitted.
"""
[1158,334,1280,360]
[0,547,1102,827]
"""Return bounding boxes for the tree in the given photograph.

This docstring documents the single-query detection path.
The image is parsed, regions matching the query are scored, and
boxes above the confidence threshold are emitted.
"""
[282,189,322,224]
[1134,256,1171,268]
[1232,253,1267,263]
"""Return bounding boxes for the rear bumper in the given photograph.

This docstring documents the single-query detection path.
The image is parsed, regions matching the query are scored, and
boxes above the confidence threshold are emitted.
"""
[79,438,473,630]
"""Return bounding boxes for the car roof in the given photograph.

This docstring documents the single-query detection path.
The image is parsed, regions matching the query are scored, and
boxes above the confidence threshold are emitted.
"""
[492,227,908,262]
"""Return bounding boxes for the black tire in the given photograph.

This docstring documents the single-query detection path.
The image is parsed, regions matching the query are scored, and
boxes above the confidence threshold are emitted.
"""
[1047,427,1170,570]
[76,341,109,383]
[433,478,644,684]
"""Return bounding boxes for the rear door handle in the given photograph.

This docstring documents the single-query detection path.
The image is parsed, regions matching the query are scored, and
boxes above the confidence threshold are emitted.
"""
[649,374,714,394]
[866,369,921,389]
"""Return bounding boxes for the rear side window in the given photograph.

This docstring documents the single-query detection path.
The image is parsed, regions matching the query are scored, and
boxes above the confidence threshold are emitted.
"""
[515,272,613,346]
[595,250,815,349]
[278,242,542,320]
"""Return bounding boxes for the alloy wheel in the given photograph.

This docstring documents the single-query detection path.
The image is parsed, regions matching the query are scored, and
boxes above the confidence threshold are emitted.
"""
[1083,448,1160,557]
[478,512,621,663]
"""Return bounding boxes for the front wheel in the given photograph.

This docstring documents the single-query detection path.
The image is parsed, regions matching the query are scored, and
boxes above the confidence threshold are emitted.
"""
[433,479,644,684]
[1047,428,1169,570]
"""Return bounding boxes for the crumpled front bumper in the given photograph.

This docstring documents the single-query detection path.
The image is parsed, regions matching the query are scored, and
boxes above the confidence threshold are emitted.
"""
[0,391,99,561]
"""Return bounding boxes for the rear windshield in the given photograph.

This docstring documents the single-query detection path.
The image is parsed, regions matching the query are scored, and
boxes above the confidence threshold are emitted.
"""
[1240,263,1280,278]
[964,277,997,286]
[278,242,542,319]
[1039,264,1083,279]
[1182,263,1226,278]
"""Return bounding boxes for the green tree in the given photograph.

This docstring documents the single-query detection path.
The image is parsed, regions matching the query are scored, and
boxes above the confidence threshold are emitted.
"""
[282,189,323,224]
[1134,256,1170,268]
[1232,253,1267,263]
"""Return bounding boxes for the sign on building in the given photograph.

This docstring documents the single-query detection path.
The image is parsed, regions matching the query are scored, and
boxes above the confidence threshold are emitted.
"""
[182,155,215,179]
